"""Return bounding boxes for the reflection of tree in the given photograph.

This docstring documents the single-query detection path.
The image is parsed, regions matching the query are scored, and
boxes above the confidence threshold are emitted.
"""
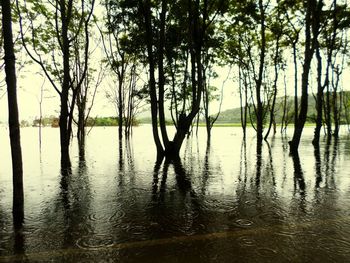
[62,162,92,247]
[117,138,137,187]
[291,153,306,196]
[150,157,202,225]
[323,138,338,189]
[255,141,262,189]
[200,142,211,196]
[265,139,276,187]
[314,145,322,189]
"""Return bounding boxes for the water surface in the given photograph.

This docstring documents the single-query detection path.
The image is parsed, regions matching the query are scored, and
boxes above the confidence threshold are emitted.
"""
[0,126,350,262]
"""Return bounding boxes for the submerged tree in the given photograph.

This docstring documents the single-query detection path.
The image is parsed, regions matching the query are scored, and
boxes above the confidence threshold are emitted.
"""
[130,0,226,160]
[289,0,322,153]
[16,0,95,167]
[1,0,24,226]
[101,0,137,140]
[312,0,350,145]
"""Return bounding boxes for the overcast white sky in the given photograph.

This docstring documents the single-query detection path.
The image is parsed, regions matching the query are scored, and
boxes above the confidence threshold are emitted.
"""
[1,58,349,124]
[0,62,242,123]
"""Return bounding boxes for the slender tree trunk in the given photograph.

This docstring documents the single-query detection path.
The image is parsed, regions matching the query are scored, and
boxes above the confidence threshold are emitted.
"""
[38,79,44,151]
[59,0,72,167]
[141,0,164,160]
[77,94,86,158]
[333,70,340,138]
[265,33,280,140]
[281,70,288,133]
[158,0,170,148]
[325,87,332,137]
[293,43,298,127]
[1,0,24,226]
[313,43,323,146]
[256,0,266,143]
[239,65,247,138]
[289,0,319,154]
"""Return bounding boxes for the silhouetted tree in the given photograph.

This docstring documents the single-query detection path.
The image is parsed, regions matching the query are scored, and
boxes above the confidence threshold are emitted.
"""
[17,0,95,167]
[1,0,24,226]
[289,0,322,153]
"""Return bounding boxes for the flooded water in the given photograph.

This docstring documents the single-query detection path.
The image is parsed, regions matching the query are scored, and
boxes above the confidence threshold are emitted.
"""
[0,125,350,262]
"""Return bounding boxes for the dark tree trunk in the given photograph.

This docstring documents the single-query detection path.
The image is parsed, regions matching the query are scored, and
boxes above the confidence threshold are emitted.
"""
[238,66,246,138]
[312,44,323,146]
[1,0,24,225]
[281,70,288,133]
[256,0,266,143]
[77,95,86,159]
[141,0,165,160]
[59,0,72,167]
[289,0,320,154]
[158,0,170,148]
[333,83,340,138]
[118,81,123,141]
[292,43,298,127]
[265,32,280,141]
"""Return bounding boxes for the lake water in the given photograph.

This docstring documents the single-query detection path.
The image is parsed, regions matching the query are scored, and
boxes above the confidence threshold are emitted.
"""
[0,125,350,262]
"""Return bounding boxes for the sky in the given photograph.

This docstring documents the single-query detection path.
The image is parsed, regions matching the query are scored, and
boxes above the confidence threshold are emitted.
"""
[0,62,241,123]
[1,57,349,124]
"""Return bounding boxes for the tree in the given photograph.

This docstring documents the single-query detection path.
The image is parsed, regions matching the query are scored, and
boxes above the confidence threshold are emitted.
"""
[101,0,133,141]
[311,0,350,144]
[134,0,225,160]
[224,0,281,141]
[16,0,95,167]
[70,21,103,157]
[100,1,147,140]
[1,0,24,226]
[289,0,322,154]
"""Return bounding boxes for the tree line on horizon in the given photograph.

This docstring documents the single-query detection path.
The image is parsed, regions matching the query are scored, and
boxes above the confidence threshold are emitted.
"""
[2,0,350,223]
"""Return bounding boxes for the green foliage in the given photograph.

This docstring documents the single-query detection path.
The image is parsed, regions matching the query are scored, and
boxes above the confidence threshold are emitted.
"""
[93,117,118,126]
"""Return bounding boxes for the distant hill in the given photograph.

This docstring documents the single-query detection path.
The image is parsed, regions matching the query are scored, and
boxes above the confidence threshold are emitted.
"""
[214,91,350,124]
[137,91,350,125]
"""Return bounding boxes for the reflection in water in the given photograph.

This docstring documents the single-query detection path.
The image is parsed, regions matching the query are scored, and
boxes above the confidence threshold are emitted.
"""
[291,153,306,196]
[314,145,322,189]
[266,140,276,187]
[255,141,262,189]
[0,127,350,262]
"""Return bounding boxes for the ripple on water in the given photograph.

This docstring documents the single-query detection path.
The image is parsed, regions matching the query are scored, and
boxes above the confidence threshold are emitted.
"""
[255,210,286,225]
[125,225,148,236]
[237,236,256,247]
[256,247,278,257]
[234,219,254,228]
[88,213,112,222]
[76,234,115,250]
[316,237,350,256]
[109,210,126,222]
[275,229,303,239]
[0,235,11,251]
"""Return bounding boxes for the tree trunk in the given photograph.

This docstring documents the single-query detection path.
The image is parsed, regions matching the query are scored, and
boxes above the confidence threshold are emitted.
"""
[77,95,86,159]
[292,43,298,127]
[158,0,170,148]
[239,65,247,138]
[1,0,24,225]
[142,0,164,160]
[289,0,319,154]
[265,34,280,141]
[312,44,323,146]
[333,82,340,138]
[59,0,72,167]
[256,0,266,143]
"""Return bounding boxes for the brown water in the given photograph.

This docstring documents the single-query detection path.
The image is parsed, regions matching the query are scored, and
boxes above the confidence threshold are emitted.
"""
[0,126,350,262]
